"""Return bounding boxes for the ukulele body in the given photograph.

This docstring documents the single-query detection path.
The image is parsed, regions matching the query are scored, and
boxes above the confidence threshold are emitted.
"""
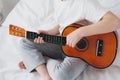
[62,23,118,69]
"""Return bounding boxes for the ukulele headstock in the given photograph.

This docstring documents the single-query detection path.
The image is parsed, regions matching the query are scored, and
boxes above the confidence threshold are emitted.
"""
[9,25,26,38]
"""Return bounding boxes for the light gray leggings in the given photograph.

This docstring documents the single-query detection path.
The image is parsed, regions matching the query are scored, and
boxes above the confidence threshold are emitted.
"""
[19,39,88,80]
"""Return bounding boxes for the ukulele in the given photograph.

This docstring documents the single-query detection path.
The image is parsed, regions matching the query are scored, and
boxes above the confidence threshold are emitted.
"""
[9,23,118,69]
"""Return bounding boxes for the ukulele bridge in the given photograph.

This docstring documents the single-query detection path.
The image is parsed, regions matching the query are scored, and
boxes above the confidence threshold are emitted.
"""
[96,40,103,56]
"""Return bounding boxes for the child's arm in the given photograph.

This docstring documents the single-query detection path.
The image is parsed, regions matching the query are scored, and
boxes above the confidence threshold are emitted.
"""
[34,24,60,43]
[38,24,60,35]
[67,11,120,47]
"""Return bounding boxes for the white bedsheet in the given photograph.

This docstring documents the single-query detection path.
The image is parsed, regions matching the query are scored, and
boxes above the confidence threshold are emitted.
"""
[0,26,42,80]
[0,0,120,80]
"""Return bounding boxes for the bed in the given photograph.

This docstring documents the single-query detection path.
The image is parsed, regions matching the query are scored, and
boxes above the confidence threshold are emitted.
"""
[0,0,120,80]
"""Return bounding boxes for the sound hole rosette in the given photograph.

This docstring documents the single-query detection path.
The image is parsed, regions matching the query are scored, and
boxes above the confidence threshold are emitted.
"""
[75,38,89,52]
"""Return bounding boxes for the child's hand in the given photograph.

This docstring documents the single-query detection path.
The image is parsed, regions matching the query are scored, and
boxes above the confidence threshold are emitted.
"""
[34,30,48,44]
[34,37,44,44]
[66,28,83,48]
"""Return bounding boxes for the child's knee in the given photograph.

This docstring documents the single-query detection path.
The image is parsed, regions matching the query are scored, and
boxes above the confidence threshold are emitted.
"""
[47,59,69,80]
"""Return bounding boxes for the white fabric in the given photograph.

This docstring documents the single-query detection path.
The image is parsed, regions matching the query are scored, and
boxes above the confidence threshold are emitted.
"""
[98,0,120,8]
[54,0,108,33]
[3,0,57,31]
[98,0,120,17]
[1,0,120,80]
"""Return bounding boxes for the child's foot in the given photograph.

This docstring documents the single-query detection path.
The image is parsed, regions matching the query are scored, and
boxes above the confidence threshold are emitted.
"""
[18,61,26,69]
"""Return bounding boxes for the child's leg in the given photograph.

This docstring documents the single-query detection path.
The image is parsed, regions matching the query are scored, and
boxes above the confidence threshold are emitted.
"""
[19,39,64,80]
[47,57,88,80]
[36,64,52,80]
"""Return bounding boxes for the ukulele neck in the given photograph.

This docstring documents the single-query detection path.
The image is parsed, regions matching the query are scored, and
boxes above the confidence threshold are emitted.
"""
[26,31,66,45]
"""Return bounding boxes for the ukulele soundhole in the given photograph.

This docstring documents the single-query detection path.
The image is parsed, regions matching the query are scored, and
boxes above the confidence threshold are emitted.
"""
[75,38,88,52]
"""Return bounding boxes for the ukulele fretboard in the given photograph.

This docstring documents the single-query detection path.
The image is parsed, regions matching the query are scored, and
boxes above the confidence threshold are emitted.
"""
[26,31,66,45]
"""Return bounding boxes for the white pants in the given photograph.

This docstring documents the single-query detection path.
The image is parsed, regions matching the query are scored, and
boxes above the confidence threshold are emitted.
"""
[47,57,88,80]
[19,39,88,80]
